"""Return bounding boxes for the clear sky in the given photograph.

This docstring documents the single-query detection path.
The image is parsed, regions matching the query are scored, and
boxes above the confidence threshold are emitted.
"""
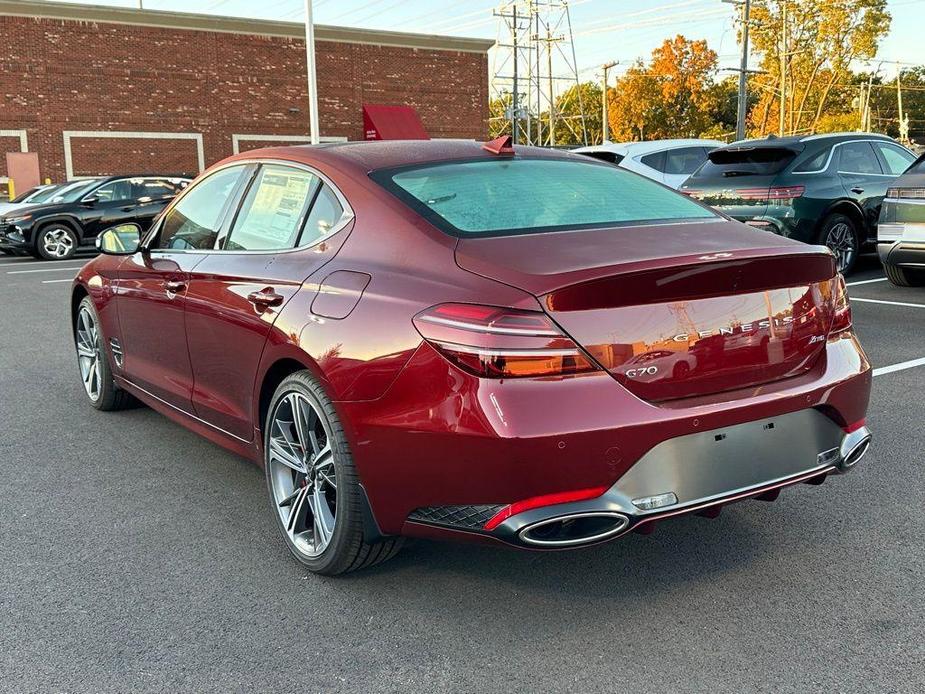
[51,0,924,82]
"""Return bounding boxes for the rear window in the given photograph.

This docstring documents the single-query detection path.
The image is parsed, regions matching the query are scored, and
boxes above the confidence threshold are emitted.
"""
[690,147,798,179]
[373,158,715,237]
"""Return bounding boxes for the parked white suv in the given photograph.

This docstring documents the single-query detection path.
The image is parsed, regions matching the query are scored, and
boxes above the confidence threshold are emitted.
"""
[573,139,724,189]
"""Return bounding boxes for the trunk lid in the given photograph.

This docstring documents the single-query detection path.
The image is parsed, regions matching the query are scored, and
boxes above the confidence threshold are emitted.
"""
[455,221,837,401]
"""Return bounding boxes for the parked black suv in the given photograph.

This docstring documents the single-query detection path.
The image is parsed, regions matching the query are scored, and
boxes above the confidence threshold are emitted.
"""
[681,133,916,273]
[0,175,190,260]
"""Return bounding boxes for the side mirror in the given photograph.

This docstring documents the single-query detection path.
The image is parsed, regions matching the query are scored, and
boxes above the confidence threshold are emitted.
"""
[81,195,99,207]
[96,223,142,255]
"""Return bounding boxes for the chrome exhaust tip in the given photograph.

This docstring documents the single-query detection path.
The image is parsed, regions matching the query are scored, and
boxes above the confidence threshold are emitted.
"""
[837,427,872,472]
[517,511,629,547]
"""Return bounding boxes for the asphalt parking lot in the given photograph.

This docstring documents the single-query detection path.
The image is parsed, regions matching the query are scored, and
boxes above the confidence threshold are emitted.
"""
[1,251,923,693]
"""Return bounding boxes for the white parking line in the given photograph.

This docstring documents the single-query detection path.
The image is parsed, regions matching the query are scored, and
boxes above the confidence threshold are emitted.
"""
[41,278,75,284]
[0,258,89,266]
[873,357,925,377]
[851,297,925,309]
[7,266,86,274]
[847,277,888,287]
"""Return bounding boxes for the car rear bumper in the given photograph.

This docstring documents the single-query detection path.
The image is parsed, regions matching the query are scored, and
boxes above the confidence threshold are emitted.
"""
[483,412,870,548]
[878,239,925,267]
[343,332,871,540]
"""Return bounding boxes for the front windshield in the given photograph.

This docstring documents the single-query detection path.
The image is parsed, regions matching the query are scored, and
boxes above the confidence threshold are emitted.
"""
[47,180,100,204]
[24,186,62,204]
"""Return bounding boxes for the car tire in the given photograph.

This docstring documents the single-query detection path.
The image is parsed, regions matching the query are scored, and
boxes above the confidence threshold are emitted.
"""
[36,223,79,261]
[884,262,925,287]
[817,213,860,275]
[265,371,402,575]
[74,297,135,411]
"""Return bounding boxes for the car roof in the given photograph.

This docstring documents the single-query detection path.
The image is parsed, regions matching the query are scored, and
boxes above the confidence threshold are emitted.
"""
[223,139,579,174]
[573,138,724,157]
[725,132,895,149]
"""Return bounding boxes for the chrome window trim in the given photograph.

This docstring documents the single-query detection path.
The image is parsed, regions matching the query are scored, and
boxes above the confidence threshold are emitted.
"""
[142,158,355,256]
[791,138,913,176]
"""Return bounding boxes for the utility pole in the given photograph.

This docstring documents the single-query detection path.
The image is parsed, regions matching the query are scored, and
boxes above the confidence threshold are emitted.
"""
[601,61,617,144]
[897,70,909,144]
[779,0,786,137]
[547,26,555,146]
[304,0,320,144]
[736,0,751,140]
[511,5,519,144]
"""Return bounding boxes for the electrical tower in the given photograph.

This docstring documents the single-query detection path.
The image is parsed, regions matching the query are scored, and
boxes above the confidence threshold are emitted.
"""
[490,1,589,147]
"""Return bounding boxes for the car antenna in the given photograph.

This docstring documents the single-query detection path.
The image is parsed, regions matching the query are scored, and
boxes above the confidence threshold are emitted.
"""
[482,135,515,155]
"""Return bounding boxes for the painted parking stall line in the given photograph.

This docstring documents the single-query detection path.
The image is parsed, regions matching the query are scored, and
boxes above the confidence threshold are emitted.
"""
[873,357,925,378]
[41,278,75,284]
[6,266,87,274]
[847,277,888,287]
[851,297,925,309]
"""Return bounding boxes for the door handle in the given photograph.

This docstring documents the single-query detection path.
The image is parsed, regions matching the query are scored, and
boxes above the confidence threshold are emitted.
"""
[247,288,284,308]
[851,187,865,194]
[164,279,186,294]
[120,206,135,212]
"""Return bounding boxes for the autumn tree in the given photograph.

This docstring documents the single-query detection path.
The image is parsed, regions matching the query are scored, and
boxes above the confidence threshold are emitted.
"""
[747,0,891,136]
[607,36,724,141]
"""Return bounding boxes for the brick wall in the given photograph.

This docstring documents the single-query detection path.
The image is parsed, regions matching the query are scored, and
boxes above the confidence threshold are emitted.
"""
[0,12,490,182]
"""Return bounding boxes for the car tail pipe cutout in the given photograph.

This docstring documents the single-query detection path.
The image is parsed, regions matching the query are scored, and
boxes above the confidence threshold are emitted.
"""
[837,421,872,472]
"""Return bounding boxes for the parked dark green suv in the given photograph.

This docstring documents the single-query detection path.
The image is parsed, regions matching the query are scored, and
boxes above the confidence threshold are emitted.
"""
[681,133,916,273]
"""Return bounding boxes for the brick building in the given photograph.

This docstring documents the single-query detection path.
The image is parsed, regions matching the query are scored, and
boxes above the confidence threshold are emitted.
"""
[0,0,492,187]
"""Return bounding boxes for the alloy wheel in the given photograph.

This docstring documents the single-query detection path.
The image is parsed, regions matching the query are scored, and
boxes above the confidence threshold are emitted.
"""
[76,306,101,402]
[825,222,857,273]
[267,391,338,558]
[42,228,74,259]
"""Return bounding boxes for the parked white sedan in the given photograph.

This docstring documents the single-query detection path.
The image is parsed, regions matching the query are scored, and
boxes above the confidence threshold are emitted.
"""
[573,139,723,189]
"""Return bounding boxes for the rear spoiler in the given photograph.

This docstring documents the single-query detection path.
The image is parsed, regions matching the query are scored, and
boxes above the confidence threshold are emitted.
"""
[708,143,804,164]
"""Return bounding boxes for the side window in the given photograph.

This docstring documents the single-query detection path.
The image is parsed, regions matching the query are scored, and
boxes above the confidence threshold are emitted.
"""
[136,178,186,202]
[793,147,830,173]
[300,184,345,247]
[640,150,667,172]
[875,143,915,176]
[156,166,247,250]
[224,165,318,251]
[838,142,882,175]
[664,147,709,175]
[93,179,133,203]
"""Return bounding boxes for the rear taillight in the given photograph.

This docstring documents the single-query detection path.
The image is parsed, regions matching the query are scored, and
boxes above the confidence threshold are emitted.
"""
[413,303,599,378]
[886,187,925,200]
[830,274,852,336]
[736,186,804,201]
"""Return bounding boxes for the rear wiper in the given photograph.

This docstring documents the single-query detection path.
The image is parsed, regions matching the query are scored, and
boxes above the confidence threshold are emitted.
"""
[426,193,457,205]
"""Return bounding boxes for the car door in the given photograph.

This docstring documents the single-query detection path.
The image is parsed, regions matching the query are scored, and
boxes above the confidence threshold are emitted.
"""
[114,165,252,412]
[184,162,352,440]
[79,178,137,241]
[836,141,889,237]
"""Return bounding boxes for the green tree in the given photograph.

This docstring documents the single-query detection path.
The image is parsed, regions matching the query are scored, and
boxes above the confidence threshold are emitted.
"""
[747,0,891,136]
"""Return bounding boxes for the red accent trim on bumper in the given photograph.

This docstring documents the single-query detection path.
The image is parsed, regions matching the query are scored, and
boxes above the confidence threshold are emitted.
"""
[483,486,609,530]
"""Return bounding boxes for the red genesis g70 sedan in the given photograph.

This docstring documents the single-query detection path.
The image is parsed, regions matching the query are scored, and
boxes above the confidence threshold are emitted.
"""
[71,138,872,575]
